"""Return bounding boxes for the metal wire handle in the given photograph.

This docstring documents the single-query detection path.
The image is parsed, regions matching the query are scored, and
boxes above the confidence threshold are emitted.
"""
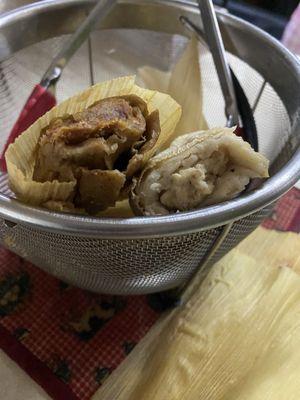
[180,16,258,149]
[41,0,117,89]
[198,0,239,127]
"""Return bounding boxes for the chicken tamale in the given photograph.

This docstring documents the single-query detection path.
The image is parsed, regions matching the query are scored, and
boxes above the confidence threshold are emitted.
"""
[131,128,269,215]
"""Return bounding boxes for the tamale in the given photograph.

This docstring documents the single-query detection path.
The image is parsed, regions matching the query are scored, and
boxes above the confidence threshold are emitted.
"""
[5,76,181,212]
[131,128,269,215]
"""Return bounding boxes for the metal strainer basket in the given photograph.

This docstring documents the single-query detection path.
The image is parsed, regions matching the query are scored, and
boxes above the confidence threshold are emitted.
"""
[0,0,299,295]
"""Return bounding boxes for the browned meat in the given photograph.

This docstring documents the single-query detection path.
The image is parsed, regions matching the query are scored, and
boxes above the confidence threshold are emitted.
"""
[34,137,117,182]
[42,96,147,145]
[126,110,160,178]
[76,168,126,214]
[33,95,160,214]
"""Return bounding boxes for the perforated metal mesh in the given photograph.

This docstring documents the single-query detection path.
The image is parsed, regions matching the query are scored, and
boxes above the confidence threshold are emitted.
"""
[0,220,220,294]
[0,208,272,294]
[0,23,297,294]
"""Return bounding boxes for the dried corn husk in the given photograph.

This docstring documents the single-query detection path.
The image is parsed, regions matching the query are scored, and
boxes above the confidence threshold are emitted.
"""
[238,227,300,272]
[139,35,208,145]
[96,228,300,400]
[5,76,181,207]
[131,128,269,215]
[129,252,300,400]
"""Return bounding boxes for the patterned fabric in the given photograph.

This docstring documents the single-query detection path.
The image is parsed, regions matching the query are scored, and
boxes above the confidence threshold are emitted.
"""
[282,3,300,55]
[262,188,300,233]
[0,252,160,400]
[0,188,299,400]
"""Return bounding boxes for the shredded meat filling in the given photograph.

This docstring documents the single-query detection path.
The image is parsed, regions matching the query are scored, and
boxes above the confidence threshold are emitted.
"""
[130,130,269,216]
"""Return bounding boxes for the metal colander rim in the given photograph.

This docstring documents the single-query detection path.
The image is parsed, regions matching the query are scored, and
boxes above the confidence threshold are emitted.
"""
[0,0,299,238]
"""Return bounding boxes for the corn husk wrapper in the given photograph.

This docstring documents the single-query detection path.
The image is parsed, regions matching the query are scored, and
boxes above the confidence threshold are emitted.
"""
[5,76,181,206]
[96,228,300,400]
[139,35,208,147]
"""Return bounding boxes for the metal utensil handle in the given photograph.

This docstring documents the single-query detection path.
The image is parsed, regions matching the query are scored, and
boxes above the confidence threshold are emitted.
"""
[180,16,258,150]
[41,0,117,88]
[198,0,239,127]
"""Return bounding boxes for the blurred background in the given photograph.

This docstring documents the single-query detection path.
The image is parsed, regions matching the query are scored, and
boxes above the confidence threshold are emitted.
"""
[214,0,299,38]
[0,0,299,40]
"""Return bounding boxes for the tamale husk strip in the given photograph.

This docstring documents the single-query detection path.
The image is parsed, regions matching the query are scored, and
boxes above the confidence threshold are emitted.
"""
[238,227,300,272]
[137,67,171,93]
[138,35,208,149]
[95,228,300,400]
[122,252,300,400]
[5,76,181,206]
[7,162,75,205]
[167,35,208,139]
